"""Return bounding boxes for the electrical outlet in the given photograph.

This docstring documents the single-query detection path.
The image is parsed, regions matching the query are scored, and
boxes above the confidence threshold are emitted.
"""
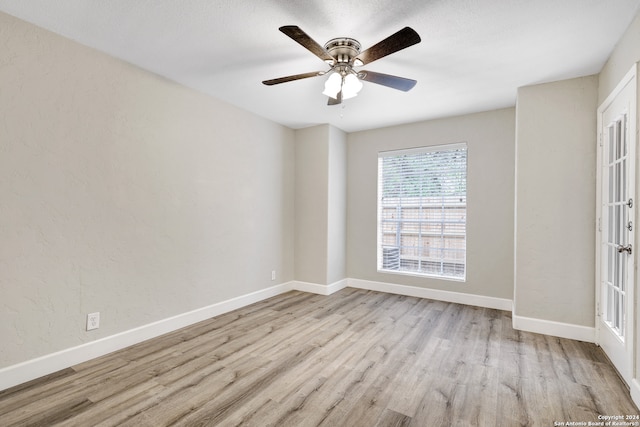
[271,270,276,281]
[86,312,100,331]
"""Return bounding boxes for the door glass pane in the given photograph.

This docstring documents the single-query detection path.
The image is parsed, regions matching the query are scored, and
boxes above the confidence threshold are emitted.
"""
[615,205,621,244]
[620,291,625,336]
[624,117,628,156]
[623,205,628,245]
[620,248,626,292]
[616,123,622,160]
[614,290,620,330]
[614,249,620,288]
[609,165,615,203]
[608,205,614,243]
[607,285,613,323]
[608,245,614,283]
[617,162,622,202]
[622,161,627,202]
[609,125,615,161]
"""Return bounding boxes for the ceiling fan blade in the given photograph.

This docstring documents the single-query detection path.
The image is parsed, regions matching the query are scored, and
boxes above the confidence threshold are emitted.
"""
[360,70,417,91]
[355,27,421,66]
[262,71,324,86]
[327,91,342,106]
[280,26,335,64]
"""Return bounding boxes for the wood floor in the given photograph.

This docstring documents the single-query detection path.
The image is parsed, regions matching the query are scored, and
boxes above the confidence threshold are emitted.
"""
[0,288,637,426]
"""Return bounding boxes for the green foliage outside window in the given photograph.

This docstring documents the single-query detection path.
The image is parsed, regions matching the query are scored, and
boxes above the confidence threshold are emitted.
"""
[381,149,466,199]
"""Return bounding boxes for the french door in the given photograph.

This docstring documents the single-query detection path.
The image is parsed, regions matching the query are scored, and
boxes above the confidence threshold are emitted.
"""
[596,65,637,385]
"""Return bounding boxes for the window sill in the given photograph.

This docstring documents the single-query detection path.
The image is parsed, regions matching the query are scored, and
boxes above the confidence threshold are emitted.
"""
[377,268,466,283]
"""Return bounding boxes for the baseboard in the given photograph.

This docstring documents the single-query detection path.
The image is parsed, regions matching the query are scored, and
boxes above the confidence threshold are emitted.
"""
[0,282,293,392]
[348,278,513,311]
[512,314,596,343]
[291,279,348,295]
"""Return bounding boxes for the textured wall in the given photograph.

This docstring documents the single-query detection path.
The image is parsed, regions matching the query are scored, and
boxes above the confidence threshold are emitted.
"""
[294,125,330,285]
[514,75,598,327]
[0,12,295,368]
[326,126,347,285]
[347,108,516,299]
[293,125,347,286]
[598,11,640,104]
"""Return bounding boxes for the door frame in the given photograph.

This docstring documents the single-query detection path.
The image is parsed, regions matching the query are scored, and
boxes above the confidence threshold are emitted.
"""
[595,63,638,386]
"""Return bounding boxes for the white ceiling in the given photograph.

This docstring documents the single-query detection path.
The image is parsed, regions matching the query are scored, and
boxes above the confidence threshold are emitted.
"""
[1,1,639,132]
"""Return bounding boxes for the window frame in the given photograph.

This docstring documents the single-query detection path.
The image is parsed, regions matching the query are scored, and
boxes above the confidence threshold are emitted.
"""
[376,142,467,281]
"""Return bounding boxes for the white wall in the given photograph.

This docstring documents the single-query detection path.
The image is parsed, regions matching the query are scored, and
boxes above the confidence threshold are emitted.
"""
[327,126,348,285]
[294,124,347,286]
[598,11,640,104]
[514,75,598,328]
[347,108,516,300]
[294,126,330,284]
[0,11,295,369]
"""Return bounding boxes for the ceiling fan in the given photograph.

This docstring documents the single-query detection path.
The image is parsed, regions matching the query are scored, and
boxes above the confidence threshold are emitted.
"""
[262,26,421,105]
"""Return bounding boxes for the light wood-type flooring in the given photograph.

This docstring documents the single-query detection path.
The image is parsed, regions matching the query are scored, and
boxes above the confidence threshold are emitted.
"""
[0,288,638,426]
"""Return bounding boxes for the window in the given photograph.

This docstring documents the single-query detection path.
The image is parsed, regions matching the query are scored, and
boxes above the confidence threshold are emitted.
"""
[377,143,467,280]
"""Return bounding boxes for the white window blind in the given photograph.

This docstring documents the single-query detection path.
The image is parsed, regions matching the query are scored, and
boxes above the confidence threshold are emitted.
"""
[377,143,467,279]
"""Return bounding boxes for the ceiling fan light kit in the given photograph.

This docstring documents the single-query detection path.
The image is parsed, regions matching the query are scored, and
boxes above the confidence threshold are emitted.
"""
[341,74,363,99]
[322,72,343,99]
[262,26,421,105]
[322,70,363,100]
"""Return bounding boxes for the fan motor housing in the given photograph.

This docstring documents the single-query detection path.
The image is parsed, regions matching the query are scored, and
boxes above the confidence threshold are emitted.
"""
[324,37,361,64]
